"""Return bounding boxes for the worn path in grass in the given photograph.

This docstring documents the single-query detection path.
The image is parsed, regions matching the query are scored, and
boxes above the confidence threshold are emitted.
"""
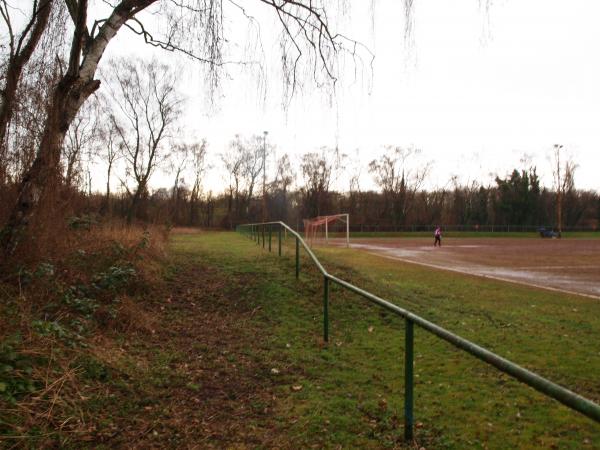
[70,231,599,449]
[76,234,290,448]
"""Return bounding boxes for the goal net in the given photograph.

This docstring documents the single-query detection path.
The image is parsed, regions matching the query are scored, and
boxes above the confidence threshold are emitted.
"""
[303,214,350,247]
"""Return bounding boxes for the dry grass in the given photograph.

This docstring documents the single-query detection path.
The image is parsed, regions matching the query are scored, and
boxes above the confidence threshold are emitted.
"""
[0,221,168,444]
[170,226,203,235]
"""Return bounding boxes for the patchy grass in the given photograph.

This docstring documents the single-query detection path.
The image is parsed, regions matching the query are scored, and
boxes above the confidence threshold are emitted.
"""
[2,229,598,448]
[187,231,599,449]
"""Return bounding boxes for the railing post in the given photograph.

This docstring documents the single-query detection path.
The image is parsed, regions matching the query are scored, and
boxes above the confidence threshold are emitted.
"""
[404,318,414,442]
[295,237,300,278]
[269,224,272,252]
[323,276,329,343]
[278,226,282,256]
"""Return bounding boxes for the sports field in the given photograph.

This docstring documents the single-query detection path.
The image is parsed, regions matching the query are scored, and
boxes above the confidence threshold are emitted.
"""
[327,236,600,299]
[227,230,600,447]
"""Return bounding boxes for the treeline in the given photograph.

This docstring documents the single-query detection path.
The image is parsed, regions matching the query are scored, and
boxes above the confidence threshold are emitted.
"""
[114,167,600,231]
[109,148,598,232]
[5,151,596,234]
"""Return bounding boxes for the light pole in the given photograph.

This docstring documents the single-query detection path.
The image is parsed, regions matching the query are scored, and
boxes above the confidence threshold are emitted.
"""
[262,130,268,222]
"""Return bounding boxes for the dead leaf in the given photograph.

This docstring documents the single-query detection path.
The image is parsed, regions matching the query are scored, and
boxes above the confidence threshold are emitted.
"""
[291,385,303,392]
[368,326,374,333]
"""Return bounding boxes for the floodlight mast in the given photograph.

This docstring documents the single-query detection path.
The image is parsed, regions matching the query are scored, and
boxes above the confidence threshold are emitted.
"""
[261,131,268,222]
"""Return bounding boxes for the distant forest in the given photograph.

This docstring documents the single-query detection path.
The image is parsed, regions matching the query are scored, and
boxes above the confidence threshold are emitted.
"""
[3,139,597,233]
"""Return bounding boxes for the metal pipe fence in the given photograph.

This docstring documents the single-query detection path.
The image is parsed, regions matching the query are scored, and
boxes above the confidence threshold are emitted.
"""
[237,221,600,441]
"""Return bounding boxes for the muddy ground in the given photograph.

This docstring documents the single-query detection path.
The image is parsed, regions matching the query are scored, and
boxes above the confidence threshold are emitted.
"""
[329,237,600,299]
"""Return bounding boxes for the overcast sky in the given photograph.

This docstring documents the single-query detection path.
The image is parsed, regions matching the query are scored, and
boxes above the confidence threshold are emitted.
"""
[100,0,600,193]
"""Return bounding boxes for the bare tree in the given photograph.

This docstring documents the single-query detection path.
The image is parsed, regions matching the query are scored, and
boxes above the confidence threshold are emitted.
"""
[242,135,268,210]
[2,0,368,256]
[96,114,124,216]
[168,142,189,223]
[189,139,208,225]
[269,153,294,221]
[272,154,294,194]
[62,96,99,188]
[369,146,430,229]
[551,144,577,236]
[221,134,269,223]
[300,147,346,218]
[107,58,182,223]
[221,141,244,225]
[0,0,53,178]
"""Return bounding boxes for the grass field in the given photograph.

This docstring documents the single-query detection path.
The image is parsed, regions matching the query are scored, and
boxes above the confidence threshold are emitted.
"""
[173,231,600,449]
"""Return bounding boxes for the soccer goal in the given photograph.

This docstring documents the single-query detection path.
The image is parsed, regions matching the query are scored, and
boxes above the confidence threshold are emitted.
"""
[303,214,350,247]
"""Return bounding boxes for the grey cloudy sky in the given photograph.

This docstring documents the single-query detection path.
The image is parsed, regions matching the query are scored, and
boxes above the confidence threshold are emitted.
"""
[100,0,599,193]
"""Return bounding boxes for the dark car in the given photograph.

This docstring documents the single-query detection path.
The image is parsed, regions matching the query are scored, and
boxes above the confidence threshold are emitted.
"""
[539,227,560,238]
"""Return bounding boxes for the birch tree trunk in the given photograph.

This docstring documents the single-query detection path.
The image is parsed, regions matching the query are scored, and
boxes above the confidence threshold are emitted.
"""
[2,0,148,256]
[0,0,53,184]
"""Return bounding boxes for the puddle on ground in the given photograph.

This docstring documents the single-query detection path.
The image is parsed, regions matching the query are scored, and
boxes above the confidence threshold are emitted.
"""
[348,243,600,299]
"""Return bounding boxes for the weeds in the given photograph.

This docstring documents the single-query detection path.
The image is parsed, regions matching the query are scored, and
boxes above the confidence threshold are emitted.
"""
[0,222,167,442]
[0,335,37,404]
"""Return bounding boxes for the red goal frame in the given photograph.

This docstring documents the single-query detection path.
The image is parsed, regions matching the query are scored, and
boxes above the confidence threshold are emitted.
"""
[303,214,350,247]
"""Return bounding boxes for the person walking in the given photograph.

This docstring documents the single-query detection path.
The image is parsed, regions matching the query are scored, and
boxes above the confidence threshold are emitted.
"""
[434,226,442,247]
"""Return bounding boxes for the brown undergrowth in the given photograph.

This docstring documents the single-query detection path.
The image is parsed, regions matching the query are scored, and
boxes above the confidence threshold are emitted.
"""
[0,227,284,448]
[0,222,168,447]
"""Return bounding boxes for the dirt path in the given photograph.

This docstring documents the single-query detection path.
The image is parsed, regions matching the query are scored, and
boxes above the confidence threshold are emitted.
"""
[99,253,283,448]
[329,237,600,299]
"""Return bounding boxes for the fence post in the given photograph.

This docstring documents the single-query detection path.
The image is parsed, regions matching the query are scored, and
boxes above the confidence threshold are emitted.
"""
[278,226,282,256]
[323,276,329,343]
[295,237,300,279]
[269,225,272,252]
[404,318,414,442]
[262,225,265,249]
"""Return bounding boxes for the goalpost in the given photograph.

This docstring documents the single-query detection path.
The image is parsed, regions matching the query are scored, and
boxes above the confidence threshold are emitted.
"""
[303,214,350,247]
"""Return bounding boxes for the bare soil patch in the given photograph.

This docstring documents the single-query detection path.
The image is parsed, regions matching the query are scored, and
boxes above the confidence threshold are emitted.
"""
[331,237,600,299]
[88,258,285,449]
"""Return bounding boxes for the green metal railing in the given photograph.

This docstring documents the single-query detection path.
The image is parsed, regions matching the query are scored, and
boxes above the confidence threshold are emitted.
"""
[236,221,600,441]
